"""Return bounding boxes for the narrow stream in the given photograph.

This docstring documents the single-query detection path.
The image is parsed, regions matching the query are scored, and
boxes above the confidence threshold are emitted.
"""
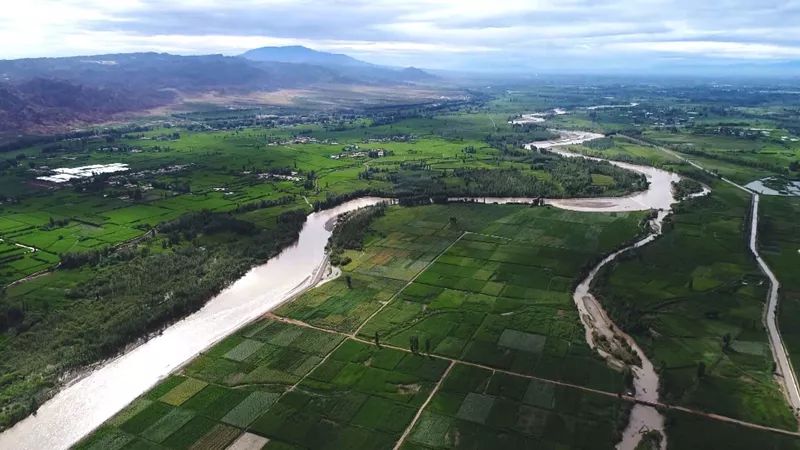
[533,130,709,450]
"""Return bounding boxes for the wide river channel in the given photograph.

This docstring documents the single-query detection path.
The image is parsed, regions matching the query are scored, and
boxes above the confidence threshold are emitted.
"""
[0,130,695,449]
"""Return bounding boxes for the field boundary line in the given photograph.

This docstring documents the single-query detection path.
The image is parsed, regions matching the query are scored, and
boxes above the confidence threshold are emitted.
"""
[352,231,467,337]
[266,313,800,439]
[465,231,512,241]
[393,360,455,450]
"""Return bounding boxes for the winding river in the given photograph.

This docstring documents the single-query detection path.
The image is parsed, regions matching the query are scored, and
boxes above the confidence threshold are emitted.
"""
[1,128,698,450]
[0,197,388,450]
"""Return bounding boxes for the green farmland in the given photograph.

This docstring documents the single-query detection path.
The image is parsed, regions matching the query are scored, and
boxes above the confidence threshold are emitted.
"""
[78,202,647,449]
[2,82,800,449]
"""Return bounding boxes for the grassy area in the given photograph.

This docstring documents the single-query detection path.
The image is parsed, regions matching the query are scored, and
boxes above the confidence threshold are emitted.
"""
[569,136,686,170]
[594,182,795,428]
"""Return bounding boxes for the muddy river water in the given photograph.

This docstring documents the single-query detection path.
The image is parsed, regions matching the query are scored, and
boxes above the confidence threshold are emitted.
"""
[0,198,388,450]
[0,129,701,449]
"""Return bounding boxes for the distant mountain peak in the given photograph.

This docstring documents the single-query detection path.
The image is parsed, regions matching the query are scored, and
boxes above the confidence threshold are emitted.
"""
[399,66,439,81]
[240,45,372,67]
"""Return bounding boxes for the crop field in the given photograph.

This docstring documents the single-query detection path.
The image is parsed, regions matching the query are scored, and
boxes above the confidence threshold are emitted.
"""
[276,273,407,333]
[1,106,647,291]
[79,202,652,449]
[400,364,629,449]
[78,330,450,450]
[355,205,645,393]
[642,129,796,184]
[2,102,656,429]
[182,320,345,387]
[665,409,800,450]
[568,136,685,169]
[759,197,800,369]
[594,182,795,429]
[0,239,58,285]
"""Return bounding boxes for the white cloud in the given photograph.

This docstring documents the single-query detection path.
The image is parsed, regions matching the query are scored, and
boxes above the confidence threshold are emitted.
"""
[607,40,800,59]
[0,0,798,71]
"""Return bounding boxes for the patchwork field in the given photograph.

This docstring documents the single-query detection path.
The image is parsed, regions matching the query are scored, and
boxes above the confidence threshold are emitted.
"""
[399,364,629,449]
[79,203,650,449]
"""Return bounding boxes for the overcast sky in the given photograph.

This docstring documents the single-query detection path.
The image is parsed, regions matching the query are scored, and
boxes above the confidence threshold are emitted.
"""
[1,0,798,73]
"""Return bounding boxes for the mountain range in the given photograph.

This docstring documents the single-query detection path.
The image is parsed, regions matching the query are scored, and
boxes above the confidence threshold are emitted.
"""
[0,46,439,134]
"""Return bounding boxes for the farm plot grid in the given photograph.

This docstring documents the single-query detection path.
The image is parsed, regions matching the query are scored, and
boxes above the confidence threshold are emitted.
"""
[78,204,653,449]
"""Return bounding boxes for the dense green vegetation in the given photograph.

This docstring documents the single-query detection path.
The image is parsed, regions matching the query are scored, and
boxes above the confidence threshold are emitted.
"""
[593,183,795,428]
[327,203,387,266]
[352,205,646,393]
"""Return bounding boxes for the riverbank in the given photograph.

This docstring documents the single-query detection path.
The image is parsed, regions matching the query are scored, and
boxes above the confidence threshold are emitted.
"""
[0,198,388,449]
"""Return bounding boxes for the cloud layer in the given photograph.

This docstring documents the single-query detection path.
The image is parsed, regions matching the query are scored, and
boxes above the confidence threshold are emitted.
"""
[1,0,798,73]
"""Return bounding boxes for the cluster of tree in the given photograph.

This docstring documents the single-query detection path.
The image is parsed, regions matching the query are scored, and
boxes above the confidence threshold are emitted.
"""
[159,210,258,243]
[71,173,115,193]
[0,155,25,171]
[234,195,295,213]
[549,156,647,197]
[303,170,317,190]
[671,178,705,199]
[452,168,559,197]
[151,181,191,193]
[583,137,616,150]
[59,247,112,269]
[485,125,557,154]
[358,166,389,181]
[365,98,479,128]
[0,296,24,335]
[43,217,70,230]
[311,188,390,212]
[385,151,646,202]
[408,335,431,355]
[327,204,386,266]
